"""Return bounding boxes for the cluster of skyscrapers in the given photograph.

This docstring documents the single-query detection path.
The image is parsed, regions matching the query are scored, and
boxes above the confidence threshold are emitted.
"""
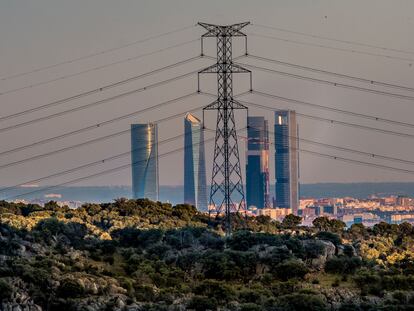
[130,110,300,214]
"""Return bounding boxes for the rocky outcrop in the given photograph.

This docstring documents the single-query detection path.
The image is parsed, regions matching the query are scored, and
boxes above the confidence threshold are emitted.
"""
[0,279,43,311]
[75,295,128,311]
[303,239,336,270]
[60,273,127,296]
[0,302,42,311]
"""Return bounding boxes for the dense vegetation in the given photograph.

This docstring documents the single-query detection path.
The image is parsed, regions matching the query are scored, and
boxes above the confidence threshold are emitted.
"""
[1,199,414,310]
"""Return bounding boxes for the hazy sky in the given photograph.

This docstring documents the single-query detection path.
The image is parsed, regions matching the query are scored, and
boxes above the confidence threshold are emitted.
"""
[1,0,414,189]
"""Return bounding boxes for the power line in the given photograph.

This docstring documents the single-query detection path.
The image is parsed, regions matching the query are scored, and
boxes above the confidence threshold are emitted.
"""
[221,90,414,138]
[301,149,414,176]
[0,24,197,82]
[226,95,414,140]
[251,23,414,57]
[0,128,209,195]
[246,54,414,93]
[250,90,414,129]
[301,139,414,167]
[0,92,199,158]
[4,133,216,201]
[247,125,414,167]
[247,32,414,64]
[237,61,414,101]
[0,39,201,97]
[0,56,204,123]
[0,104,204,171]
[0,69,202,134]
[208,127,414,177]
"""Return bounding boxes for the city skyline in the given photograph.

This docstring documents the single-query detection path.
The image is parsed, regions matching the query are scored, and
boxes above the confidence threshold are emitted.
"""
[1,0,414,189]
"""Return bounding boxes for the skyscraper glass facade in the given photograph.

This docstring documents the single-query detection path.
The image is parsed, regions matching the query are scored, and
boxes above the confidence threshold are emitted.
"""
[131,123,159,201]
[274,111,299,214]
[184,113,208,211]
[246,116,270,209]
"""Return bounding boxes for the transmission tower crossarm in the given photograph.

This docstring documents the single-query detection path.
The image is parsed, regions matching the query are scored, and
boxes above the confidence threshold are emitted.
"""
[203,99,248,111]
[198,22,250,37]
[199,63,251,74]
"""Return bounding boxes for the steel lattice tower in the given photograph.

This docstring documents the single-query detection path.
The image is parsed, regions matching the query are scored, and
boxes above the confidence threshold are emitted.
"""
[198,22,251,236]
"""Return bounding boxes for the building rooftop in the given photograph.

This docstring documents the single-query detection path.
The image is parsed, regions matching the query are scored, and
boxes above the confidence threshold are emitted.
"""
[185,113,201,124]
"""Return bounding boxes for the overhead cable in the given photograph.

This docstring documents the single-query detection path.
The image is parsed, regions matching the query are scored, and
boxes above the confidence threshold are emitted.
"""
[0,69,202,134]
[247,32,414,63]
[0,92,199,157]
[251,23,414,56]
[0,104,204,171]
[250,90,414,129]
[0,56,205,123]
[246,54,414,93]
[4,132,216,201]
[0,40,201,96]
[0,24,197,82]
[237,61,414,101]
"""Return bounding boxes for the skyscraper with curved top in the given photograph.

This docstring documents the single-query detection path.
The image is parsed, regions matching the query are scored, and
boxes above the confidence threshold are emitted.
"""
[184,113,208,211]
[131,123,159,201]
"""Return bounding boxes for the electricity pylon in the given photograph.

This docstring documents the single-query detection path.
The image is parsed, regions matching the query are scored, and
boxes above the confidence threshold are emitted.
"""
[198,22,251,236]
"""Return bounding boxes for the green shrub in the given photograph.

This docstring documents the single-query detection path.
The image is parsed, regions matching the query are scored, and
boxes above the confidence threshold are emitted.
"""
[273,260,309,281]
[56,279,85,298]
[240,303,262,311]
[194,280,236,302]
[392,290,408,304]
[134,284,155,302]
[0,279,12,300]
[316,231,342,246]
[187,295,218,311]
[325,257,362,274]
[276,293,327,311]
[332,278,340,287]
[281,214,302,229]
[338,303,362,311]
[238,289,263,304]
[303,240,326,259]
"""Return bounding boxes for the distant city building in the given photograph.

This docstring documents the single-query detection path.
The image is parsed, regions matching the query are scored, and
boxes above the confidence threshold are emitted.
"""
[341,213,380,227]
[258,207,291,221]
[184,113,208,211]
[274,110,299,215]
[315,205,337,216]
[397,195,412,207]
[299,207,317,218]
[246,116,270,208]
[131,123,159,201]
[390,213,414,224]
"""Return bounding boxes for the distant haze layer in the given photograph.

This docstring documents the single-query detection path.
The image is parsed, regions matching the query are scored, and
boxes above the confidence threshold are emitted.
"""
[2,183,414,204]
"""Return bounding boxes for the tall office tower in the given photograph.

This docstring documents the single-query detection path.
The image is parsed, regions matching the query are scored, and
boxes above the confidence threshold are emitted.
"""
[131,123,159,201]
[274,111,299,215]
[184,113,208,211]
[246,116,270,209]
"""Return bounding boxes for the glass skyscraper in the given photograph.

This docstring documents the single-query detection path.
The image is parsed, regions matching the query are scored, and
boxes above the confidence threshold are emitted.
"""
[184,113,208,211]
[131,123,159,201]
[246,116,270,209]
[274,111,299,215]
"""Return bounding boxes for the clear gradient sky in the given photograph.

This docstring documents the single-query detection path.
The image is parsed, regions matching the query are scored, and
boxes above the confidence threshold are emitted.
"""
[1,0,414,187]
